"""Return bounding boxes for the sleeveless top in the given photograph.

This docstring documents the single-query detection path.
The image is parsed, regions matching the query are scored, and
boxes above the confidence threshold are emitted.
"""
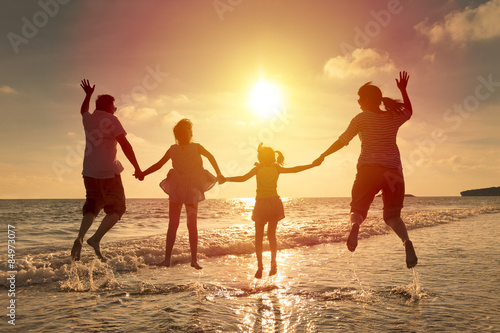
[159,143,216,204]
[255,165,279,198]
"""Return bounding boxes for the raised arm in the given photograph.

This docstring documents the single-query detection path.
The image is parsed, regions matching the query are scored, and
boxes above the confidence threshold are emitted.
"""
[116,134,141,176]
[80,79,95,115]
[140,149,171,179]
[199,145,223,178]
[396,71,412,115]
[225,167,258,182]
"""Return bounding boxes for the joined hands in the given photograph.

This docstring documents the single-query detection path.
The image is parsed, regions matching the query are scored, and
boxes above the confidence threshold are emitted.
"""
[217,175,226,185]
[134,170,145,181]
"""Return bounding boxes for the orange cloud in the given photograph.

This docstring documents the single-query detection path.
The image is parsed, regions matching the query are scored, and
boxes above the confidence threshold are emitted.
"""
[0,85,19,94]
[415,0,500,44]
[324,48,396,78]
[117,106,158,121]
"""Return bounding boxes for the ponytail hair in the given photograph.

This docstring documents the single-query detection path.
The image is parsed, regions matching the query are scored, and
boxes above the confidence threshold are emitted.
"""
[275,150,284,166]
[382,97,405,114]
[359,82,405,114]
[255,142,285,166]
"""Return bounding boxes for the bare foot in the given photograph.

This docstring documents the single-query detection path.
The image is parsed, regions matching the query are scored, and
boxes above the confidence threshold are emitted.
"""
[71,239,82,261]
[191,262,203,270]
[87,237,106,262]
[347,223,359,252]
[404,240,418,269]
[269,265,277,277]
[255,267,263,279]
[151,259,171,267]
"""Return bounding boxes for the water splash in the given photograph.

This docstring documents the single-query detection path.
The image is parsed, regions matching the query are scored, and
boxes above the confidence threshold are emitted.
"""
[391,267,427,304]
[349,252,378,302]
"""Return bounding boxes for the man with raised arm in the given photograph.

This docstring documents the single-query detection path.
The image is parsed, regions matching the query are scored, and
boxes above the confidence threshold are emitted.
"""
[71,79,142,262]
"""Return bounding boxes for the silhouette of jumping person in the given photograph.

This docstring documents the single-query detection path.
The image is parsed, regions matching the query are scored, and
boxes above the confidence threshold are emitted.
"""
[135,119,223,270]
[221,143,319,278]
[314,71,418,269]
[71,80,142,262]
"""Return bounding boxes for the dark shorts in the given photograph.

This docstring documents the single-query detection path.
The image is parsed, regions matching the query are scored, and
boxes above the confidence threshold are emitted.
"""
[252,196,285,223]
[82,175,126,219]
[350,164,405,221]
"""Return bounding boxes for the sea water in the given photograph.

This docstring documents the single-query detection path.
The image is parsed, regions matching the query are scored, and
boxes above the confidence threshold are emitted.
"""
[0,197,499,332]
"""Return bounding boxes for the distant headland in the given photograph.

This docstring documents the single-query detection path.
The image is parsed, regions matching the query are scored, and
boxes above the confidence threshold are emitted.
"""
[460,186,500,196]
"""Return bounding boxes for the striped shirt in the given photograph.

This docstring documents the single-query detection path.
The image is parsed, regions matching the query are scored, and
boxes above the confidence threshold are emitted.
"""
[338,108,411,170]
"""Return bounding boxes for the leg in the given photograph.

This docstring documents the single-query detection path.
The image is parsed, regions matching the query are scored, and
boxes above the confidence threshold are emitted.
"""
[382,168,417,268]
[159,201,182,266]
[348,165,381,252]
[267,221,278,276]
[347,211,364,252]
[384,215,417,268]
[87,213,120,261]
[254,220,265,279]
[86,175,126,262]
[74,177,103,261]
[186,203,202,270]
[71,212,96,261]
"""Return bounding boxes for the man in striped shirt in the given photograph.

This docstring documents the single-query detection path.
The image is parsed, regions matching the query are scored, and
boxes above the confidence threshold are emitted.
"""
[314,71,418,269]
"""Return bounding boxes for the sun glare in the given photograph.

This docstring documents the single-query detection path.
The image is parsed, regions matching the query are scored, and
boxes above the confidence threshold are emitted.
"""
[248,80,284,118]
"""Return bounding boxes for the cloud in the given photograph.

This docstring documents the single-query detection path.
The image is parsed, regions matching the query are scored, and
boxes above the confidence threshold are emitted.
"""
[126,133,146,144]
[423,53,435,64]
[116,106,158,121]
[0,85,19,94]
[415,0,500,44]
[153,94,191,107]
[162,110,186,126]
[324,48,396,78]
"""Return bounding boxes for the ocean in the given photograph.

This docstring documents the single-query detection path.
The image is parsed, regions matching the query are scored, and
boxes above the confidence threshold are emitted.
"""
[1,196,499,332]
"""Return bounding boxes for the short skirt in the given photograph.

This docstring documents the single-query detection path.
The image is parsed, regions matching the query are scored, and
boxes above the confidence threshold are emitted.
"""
[160,168,217,204]
[251,196,285,223]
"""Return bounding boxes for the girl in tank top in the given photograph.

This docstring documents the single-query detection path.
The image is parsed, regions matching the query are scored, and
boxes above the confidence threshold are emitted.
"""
[222,143,319,278]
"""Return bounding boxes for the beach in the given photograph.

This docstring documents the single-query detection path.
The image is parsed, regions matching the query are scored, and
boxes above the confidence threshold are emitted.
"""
[1,197,499,332]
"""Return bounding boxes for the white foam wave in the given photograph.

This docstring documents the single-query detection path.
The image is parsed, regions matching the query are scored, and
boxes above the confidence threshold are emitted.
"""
[1,206,498,288]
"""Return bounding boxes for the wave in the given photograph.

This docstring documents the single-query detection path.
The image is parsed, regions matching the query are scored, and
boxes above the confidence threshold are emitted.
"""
[1,206,499,288]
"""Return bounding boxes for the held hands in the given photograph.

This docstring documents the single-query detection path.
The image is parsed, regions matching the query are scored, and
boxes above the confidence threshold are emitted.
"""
[80,79,95,96]
[134,170,145,181]
[396,71,409,91]
[312,156,324,167]
[217,174,226,185]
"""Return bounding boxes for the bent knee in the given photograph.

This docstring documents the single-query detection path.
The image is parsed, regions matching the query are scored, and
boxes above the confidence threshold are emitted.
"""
[350,212,365,225]
[383,215,403,227]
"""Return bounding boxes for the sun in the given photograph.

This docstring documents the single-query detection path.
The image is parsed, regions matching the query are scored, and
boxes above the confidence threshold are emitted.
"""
[248,79,284,118]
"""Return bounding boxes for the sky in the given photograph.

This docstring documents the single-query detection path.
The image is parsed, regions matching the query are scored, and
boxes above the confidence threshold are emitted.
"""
[1,0,499,199]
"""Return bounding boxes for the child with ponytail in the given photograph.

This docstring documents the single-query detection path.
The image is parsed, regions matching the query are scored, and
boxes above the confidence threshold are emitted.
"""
[221,143,318,278]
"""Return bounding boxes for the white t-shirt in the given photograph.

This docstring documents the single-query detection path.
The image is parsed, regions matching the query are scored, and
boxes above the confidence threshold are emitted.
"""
[82,110,126,179]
